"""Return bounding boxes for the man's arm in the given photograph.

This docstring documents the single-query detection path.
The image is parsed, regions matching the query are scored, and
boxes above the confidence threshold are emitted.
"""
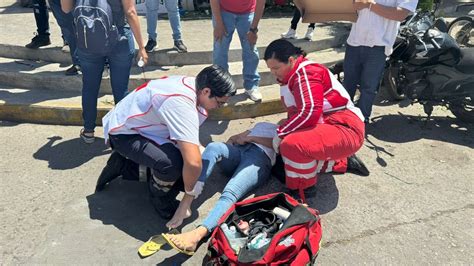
[60,0,73,13]
[177,141,202,193]
[247,0,265,45]
[354,0,411,21]
[210,0,227,42]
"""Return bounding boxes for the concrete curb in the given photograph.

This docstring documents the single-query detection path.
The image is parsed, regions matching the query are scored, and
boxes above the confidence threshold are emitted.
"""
[0,94,286,125]
[0,33,347,66]
[0,53,344,93]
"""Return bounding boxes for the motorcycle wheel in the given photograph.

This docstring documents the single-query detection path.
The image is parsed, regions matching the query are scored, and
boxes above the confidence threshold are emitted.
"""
[449,97,474,123]
[383,63,406,100]
[447,16,473,48]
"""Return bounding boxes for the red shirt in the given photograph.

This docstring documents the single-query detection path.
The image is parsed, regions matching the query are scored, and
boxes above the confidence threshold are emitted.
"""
[219,0,256,14]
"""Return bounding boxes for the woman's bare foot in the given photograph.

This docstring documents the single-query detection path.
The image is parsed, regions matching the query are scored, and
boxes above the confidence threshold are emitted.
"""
[164,226,208,253]
[166,194,193,229]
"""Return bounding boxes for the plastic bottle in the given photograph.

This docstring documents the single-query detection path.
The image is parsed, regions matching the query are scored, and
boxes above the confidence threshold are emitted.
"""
[220,224,246,251]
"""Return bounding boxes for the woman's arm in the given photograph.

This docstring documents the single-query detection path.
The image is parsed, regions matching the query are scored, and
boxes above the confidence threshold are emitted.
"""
[227,131,251,145]
[246,136,273,149]
[277,66,324,138]
[122,0,148,65]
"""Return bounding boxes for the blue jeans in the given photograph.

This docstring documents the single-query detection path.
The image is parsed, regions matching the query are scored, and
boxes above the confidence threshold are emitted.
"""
[200,142,272,231]
[212,11,260,91]
[343,44,387,121]
[48,0,79,66]
[146,0,182,41]
[77,27,135,132]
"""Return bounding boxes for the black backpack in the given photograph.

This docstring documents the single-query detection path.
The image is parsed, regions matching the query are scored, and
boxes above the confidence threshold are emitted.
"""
[73,0,119,54]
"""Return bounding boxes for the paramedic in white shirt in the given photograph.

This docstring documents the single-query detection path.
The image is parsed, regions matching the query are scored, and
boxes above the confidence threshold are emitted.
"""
[343,0,418,123]
[95,65,236,220]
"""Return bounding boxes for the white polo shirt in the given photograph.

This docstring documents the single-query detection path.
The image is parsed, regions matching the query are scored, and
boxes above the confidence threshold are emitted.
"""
[346,0,418,56]
[102,76,208,146]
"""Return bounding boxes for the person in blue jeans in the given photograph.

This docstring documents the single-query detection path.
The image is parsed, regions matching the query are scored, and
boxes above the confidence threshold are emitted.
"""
[162,122,277,253]
[61,0,148,143]
[145,0,188,53]
[343,0,417,123]
[210,0,266,102]
[48,0,80,75]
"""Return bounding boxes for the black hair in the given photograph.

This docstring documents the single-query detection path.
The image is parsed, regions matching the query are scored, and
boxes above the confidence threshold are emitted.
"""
[196,65,236,98]
[263,39,307,63]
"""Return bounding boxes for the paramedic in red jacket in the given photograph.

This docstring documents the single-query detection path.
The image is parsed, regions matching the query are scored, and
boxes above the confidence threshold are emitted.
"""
[264,39,366,200]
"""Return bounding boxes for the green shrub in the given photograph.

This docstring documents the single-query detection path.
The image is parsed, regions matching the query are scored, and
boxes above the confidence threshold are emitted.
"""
[417,0,434,11]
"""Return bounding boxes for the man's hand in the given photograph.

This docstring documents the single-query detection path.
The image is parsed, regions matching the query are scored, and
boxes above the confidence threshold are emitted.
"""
[247,31,258,46]
[214,22,227,43]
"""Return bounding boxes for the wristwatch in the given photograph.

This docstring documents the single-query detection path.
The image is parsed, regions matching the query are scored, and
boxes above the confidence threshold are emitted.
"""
[249,27,258,34]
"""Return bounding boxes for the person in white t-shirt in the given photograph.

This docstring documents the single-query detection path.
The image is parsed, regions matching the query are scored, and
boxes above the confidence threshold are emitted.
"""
[343,0,418,123]
[95,65,236,220]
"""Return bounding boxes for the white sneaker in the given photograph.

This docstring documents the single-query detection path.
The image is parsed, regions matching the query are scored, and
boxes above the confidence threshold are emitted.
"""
[304,27,315,41]
[245,89,262,102]
[281,28,297,39]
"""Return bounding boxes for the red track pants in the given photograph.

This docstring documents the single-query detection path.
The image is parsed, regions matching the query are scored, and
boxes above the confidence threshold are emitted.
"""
[280,109,365,196]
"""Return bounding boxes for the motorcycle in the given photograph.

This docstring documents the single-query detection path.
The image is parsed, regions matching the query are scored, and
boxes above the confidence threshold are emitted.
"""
[447,14,473,48]
[384,11,474,123]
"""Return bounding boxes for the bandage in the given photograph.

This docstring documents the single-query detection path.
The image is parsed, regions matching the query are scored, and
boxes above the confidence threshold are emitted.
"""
[185,181,205,198]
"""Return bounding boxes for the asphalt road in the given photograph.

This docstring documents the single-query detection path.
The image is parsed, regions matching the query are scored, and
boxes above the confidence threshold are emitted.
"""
[0,97,473,265]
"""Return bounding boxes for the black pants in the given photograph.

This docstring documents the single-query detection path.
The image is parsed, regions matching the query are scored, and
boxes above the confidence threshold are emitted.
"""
[291,8,315,30]
[33,0,50,36]
[109,134,184,199]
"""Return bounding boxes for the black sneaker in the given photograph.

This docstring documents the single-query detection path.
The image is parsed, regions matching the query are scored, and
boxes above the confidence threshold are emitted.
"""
[95,151,126,192]
[25,34,51,49]
[65,65,80,76]
[145,38,157,53]
[347,154,370,176]
[173,40,188,53]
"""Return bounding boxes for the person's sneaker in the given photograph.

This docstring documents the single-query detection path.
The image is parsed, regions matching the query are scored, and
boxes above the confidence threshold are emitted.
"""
[65,65,80,76]
[95,151,126,192]
[25,34,51,49]
[80,128,95,144]
[347,154,370,176]
[145,38,157,53]
[304,27,315,41]
[61,41,70,53]
[245,88,262,102]
[173,40,188,53]
[281,28,297,39]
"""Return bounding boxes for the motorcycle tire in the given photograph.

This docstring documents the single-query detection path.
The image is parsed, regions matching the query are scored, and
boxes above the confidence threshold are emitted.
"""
[383,63,406,100]
[447,16,473,48]
[449,97,474,123]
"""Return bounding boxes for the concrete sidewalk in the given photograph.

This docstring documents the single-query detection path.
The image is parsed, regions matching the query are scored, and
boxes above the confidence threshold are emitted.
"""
[0,0,350,124]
